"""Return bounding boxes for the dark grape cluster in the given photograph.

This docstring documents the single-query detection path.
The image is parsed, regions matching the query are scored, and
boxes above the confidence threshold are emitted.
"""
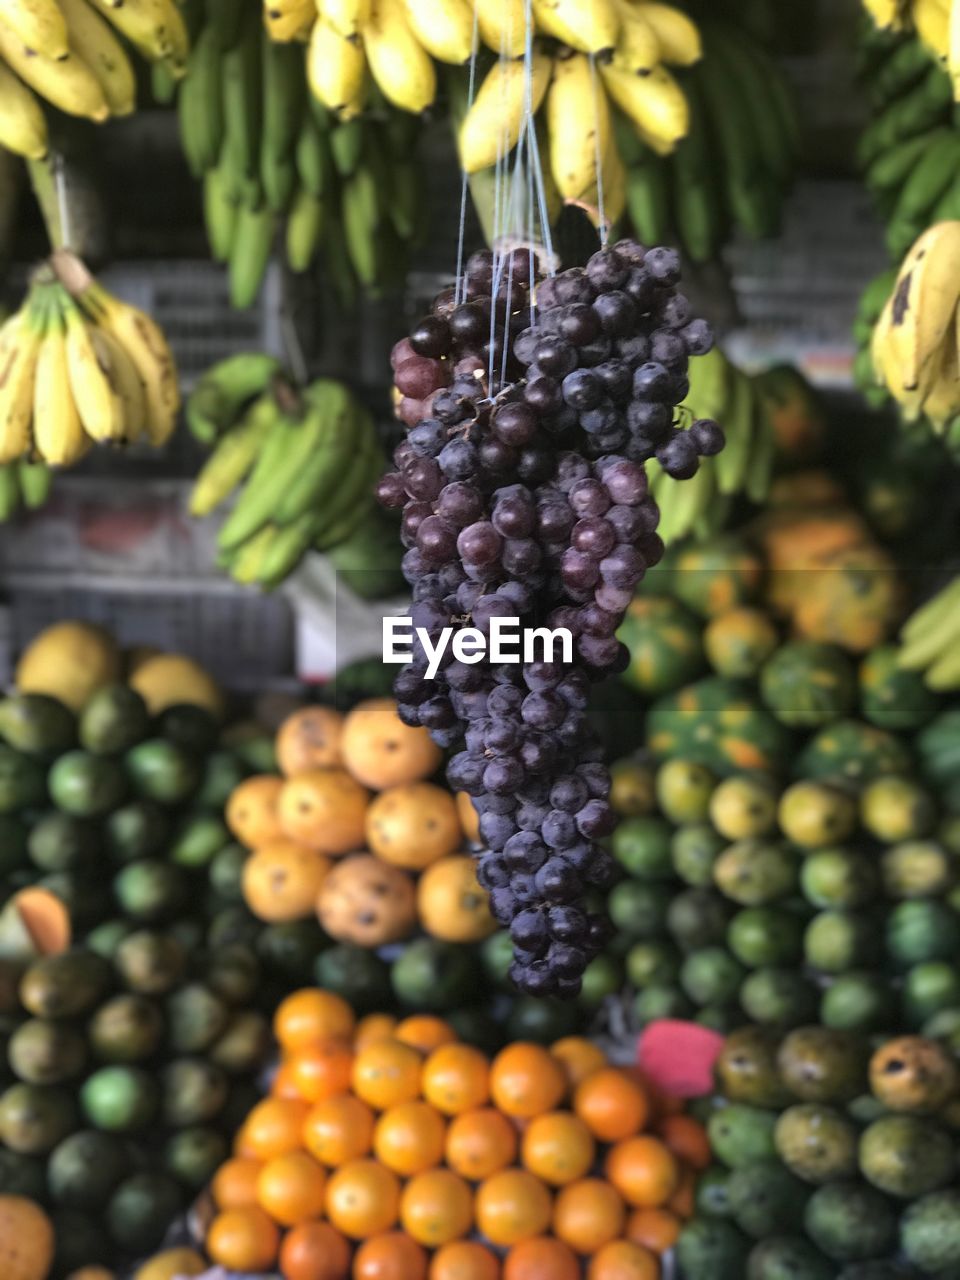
[377,240,722,997]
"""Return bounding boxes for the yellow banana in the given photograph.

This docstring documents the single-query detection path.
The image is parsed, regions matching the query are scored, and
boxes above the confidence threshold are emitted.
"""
[474,0,526,56]
[33,294,89,466]
[918,323,960,428]
[0,21,109,119]
[0,59,48,157]
[861,0,906,29]
[600,62,688,150]
[61,288,127,443]
[950,0,960,99]
[308,18,366,118]
[0,305,41,464]
[402,0,474,63]
[610,0,660,73]
[264,0,315,41]
[914,0,949,61]
[532,0,619,54]
[634,2,700,65]
[85,0,188,70]
[459,49,551,173]
[886,221,960,406]
[59,0,136,116]
[362,0,435,113]
[320,0,370,39]
[0,0,68,59]
[93,326,147,440]
[547,53,610,201]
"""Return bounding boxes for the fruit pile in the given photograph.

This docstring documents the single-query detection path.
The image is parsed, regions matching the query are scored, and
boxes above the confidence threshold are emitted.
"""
[204,985,702,1278]
[179,0,421,309]
[187,355,388,589]
[897,575,960,691]
[0,0,187,159]
[679,1030,960,1278]
[0,251,180,468]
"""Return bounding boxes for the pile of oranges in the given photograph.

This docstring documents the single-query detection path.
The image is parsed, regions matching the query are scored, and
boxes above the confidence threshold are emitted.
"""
[225,698,496,948]
[203,988,706,1279]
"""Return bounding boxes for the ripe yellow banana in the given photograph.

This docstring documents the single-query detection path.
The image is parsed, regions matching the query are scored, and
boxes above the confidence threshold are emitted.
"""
[459,49,551,173]
[0,0,68,59]
[914,0,949,61]
[474,0,526,56]
[0,59,48,157]
[634,2,700,65]
[0,21,109,119]
[59,0,136,116]
[0,306,41,463]
[320,0,371,39]
[610,0,660,73]
[532,0,619,55]
[264,0,315,42]
[950,0,960,99]
[402,0,474,64]
[916,321,960,428]
[861,0,906,29]
[600,62,689,151]
[85,0,188,70]
[308,18,366,118]
[94,326,147,439]
[33,293,89,466]
[886,221,960,406]
[362,0,435,113]
[547,53,610,201]
[61,287,127,443]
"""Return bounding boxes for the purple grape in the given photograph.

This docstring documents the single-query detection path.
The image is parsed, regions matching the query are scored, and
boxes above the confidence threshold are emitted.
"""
[569,479,611,517]
[690,418,724,456]
[457,521,502,566]
[656,430,700,480]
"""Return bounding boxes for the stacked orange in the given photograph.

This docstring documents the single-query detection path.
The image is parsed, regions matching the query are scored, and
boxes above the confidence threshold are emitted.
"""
[204,988,706,1279]
[226,698,495,947]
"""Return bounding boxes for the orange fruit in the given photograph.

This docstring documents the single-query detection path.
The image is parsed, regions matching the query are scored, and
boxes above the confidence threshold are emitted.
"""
[242,841,332,923]
[490,1042,567,1119]
[394,1015,458,1054]
[242,1097,310,1160]
[430,1240,500,1280]
[422,1043,490,1116]
[445,1107,518,1180]
[353,1232,429,1280]
[551,1037,607,1088]
[278,1221,351,1280]
[288,1039,354,1103]
[278,768,370,855]
[502,1237,579,1280]
[211,1157,263,1210]
[656,1114,711,1171]
[366,782,462,869]
[275,988,355,1051]
[587,1240,660,1280]
[318,855,418,948]
[276,706,345,776]
[352,1038,423,1109]
[341,698,442,790]
[417,855,497,944]
[373,1100,447,1176]
[233,1125,259,1159]
[256,1151,327,1226]
[553,1178,626,1255]
[605,1136,679,1209]
[574,1069,650,1143]
[475,1169,553,1247]
[665,1163,696,1218]
[303,1094,375,1167]
[455,791,480,844]
[325,1159,400,1238]
[400,1168,474,1248]
[271,1061,302,1100]
[626,1207,681,1254]
[354,1013,398,1052]
[207,1206,280,1271]
[521,1111,596,1186]
[226,775,285,847]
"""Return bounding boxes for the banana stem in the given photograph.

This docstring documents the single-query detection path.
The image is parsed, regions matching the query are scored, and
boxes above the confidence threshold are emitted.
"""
[48,247,91,296]
[271,372,305,420]
[26,155,67,253]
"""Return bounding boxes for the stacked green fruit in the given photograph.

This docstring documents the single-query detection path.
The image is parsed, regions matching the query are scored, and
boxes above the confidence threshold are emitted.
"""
[187,353,394,591]
[177,0,421,308]
[678,1028,960,1279]
[620,18,799,263]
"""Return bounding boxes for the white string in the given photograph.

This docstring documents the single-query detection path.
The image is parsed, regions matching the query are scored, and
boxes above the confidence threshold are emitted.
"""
[588,52,607,246]
[454,3,481,306]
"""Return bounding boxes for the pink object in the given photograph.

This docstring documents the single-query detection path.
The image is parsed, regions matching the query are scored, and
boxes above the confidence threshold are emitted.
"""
[637,1020,725,1098]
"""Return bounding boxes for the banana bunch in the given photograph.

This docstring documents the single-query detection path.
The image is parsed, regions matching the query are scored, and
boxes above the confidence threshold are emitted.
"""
[648,345,775,544]
[178,0,420,308]
[861,0,960,102]
[0,458,52,521]
[0,0,191,159]
[187,354,384,589]
[870,221,960,433]
[617,17,799,262]
[898,576,960,689]
[0,248,180,467]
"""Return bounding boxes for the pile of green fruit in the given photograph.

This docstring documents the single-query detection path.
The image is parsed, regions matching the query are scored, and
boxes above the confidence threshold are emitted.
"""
[678,1029,960,1278]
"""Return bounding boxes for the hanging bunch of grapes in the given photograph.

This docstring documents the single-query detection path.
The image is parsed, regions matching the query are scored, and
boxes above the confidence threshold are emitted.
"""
[377,240,723,997]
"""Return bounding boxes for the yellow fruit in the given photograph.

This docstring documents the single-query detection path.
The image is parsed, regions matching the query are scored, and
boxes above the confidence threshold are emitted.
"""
[133,1248,207,1280]
[128,653,224,718]
[16,621,121,712]
[417,854,497,943]
[0,1195,54,1280]
[65,1269,115,1280]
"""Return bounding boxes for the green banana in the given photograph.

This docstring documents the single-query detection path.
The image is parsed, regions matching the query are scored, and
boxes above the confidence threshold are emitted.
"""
[857,267,899,323]
[684,347,733,423]
[714,367,755,496]
[257,511,325,588]
[261,147,297,214]
[341,166,381,288]
[705,21,792,190]
[868,35,933,102]
[187,353,282,444]
[314,436,382,550]
[220,5,262,188]
[625,157,671,248]
[388,156,420,242]
[231,523,281,584]
[745,410,776,504]
[286,187,325,272]
[17,460,51,510]
[864,127,943,195]
[295,115,334,198]
[330,119,365,177]
[322,210,359,311]
[273,382,361,525]
[205,0,245,51]
[229,198,275,310]
[189,393,278,516]
[204,164,239,263]
[0,466,21,522]
[151,60,179,105]
[260,36,305,211]
[857,63,952,168]
[670,74,723,264]
[178,23,224,177]
[893,129,960,223]
[931,170,960,221]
